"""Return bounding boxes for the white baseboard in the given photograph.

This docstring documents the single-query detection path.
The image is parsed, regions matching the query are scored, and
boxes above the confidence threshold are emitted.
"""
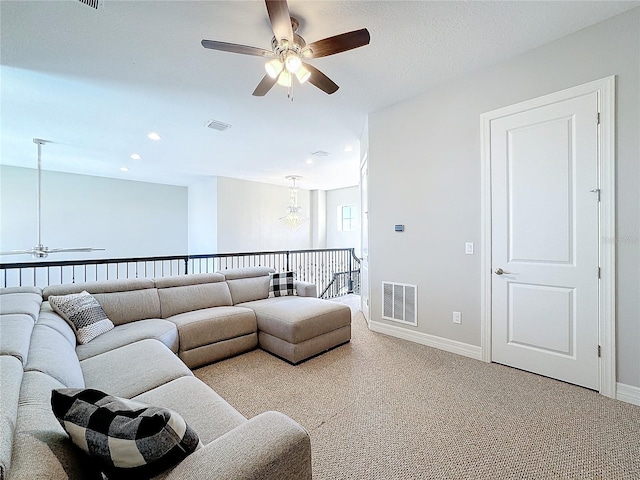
[616,383,640,406]
[368,320,482,361]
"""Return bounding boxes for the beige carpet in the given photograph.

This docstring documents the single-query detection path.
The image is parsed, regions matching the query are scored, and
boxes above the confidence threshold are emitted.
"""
[195,299,640,479]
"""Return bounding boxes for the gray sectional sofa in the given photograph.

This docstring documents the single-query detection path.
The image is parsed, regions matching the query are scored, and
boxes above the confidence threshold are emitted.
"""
[0,266,352,479]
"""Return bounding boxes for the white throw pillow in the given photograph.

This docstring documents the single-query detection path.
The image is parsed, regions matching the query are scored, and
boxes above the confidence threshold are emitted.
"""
[48,291,114,344]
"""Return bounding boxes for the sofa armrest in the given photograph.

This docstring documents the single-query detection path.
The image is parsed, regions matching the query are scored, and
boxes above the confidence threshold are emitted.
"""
[162,411,312,480]
[295,281,317,298]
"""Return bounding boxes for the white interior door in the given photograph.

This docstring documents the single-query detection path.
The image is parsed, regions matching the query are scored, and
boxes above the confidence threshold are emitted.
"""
[360,156,370,321]
[490,91,600,390]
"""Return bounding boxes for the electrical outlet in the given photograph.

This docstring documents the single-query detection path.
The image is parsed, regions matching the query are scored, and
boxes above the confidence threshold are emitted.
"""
[453,311,462,324]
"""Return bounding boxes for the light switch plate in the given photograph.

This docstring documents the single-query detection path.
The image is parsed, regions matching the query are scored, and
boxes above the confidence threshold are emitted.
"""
[465,242,474,255]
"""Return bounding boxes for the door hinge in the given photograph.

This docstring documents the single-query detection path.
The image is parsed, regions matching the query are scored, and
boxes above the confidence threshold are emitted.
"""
[598,345,601,357]
[597,112,601,125]
[590,188,601,202]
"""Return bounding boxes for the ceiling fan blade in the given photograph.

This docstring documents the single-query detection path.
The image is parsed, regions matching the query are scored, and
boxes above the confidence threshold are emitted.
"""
[0,250,33,256]
[201,39,273,57]
[304,63,339,94]
[265,0,293,43]
[304,29,370,58]
[252,74,278,96]
[46,247,105,253]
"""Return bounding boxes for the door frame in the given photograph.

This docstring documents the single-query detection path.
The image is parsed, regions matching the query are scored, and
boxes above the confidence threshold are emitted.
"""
[360,151,370,323]
[479,76,616,398]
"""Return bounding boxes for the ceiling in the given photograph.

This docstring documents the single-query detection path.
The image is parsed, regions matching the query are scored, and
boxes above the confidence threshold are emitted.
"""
[1,1,637,191]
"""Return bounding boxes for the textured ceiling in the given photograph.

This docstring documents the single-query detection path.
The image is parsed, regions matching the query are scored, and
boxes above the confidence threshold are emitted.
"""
[1,1,637,190]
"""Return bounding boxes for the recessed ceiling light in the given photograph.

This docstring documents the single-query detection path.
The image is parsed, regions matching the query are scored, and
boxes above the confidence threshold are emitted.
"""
[344,145,353,152]
[305,158,314,164]
[120,167,129,172]
[130,154,141,160]
[147,132,161,141]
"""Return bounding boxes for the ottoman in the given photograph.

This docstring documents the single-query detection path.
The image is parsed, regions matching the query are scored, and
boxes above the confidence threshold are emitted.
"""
[239,296,352,364]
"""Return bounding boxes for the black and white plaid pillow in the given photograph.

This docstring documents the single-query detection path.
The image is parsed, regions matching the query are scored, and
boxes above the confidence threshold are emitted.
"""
[269,271,295,297]
[51,388,202,478]
[48,291,114,344]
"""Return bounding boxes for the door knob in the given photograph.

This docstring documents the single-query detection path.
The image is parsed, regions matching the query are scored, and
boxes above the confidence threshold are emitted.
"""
[495,268,511,275]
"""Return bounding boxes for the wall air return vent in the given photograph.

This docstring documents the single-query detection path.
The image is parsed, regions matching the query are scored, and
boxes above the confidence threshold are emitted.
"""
[382,281,417,326]
[206,119,232,131]
[78,0,103,9]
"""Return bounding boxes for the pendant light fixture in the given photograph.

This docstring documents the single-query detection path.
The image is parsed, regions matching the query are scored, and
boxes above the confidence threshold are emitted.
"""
[279,175,308,230]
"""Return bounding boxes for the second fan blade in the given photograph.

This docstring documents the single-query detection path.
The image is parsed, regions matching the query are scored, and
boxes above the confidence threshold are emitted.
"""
[252,74,278,96]
[201,39,273,57]
[304,29,370,58]
[304,63,339,94]
[265,0,293,44]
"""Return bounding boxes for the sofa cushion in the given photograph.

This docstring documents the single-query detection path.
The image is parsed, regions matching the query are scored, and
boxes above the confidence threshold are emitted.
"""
[93,288,162,326]
[226,276,272,305]
[167,306,256,352]
[158,282,233,318]
[43,278,155,299]
[269,272,295,297]
[0,314,34,365]
[179,334,258,370]
[51,388,202,477]
[48,291,114,344]
[240,296,352,344]
[11,371,103,479]
[0,292,42,321]
[0,355,23,479]
[219,267,275,280]
[154,273,225,288]
[37,305,81,346]
[0,286,42,295]
[25,323,85,388]
[134,376,247,445]
[80,339,193,398]
[76,319,179,361]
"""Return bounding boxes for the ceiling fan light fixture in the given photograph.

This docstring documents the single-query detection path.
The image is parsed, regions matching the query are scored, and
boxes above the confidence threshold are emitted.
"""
[295,64,311,84]
[265,58,283,78]
[284,52,302,73]
[277,70,292,87]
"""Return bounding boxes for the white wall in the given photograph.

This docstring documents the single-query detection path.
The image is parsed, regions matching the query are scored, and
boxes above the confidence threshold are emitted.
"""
[368,9,639,387]
[216,176,312,252]
[188,176,218,254]
[310,190,327,249]
[326,186,360,255]
[0,166,188,260]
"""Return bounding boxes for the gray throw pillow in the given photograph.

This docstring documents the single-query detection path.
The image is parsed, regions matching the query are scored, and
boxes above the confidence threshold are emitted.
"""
[48,290,114,344]
[51,388,202,478]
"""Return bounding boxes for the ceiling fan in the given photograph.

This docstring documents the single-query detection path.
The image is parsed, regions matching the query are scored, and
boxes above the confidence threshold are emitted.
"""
[0,138,105,259]
[201,0,370,97]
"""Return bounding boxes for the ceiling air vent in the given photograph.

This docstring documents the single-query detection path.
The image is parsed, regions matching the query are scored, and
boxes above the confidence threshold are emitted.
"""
[206,119,232,132]
[78,0,103,9]
[310,150,329,157]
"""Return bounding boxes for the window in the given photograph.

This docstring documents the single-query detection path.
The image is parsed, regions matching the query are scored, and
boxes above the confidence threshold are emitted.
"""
[339,205,356,232]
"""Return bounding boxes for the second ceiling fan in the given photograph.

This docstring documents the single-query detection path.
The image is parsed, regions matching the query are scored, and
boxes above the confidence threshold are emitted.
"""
[201,0,370,97]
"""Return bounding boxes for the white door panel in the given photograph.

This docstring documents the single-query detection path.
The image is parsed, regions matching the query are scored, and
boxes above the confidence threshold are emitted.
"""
[491,92,599,390]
